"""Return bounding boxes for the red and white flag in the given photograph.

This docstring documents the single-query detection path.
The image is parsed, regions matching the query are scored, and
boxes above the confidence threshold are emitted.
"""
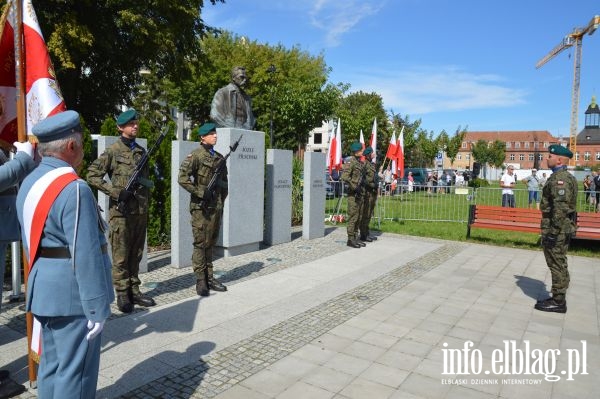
[0,0,66,142]
[385,130,397,160]
[369,118,377,164]
[326,118,342,172]
[396,126,405,178]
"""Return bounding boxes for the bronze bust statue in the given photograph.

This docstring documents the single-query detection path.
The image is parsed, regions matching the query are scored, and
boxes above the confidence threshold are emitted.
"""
[210,66,256,130]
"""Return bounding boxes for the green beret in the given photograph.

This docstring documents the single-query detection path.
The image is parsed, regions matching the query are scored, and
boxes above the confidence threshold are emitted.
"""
[548,144,573,159]
[198,122,216,136]
[350,142,362,152]
[116,108,138,126]
[363,146,373,156]
[32,110,82,143]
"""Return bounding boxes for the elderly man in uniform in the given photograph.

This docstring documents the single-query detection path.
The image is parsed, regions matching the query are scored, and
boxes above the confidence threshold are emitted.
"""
[342,142,366,248]
[359,146,378,242]
[535,145,577,313]
[178,123,228,296]
[210,66,256,130]
[0,141,35,398]
[17,111,114,398]
[87,108,155,313]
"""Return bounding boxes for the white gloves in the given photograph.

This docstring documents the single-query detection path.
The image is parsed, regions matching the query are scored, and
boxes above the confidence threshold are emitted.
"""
[13,141,33,158]
[86,319,105,341]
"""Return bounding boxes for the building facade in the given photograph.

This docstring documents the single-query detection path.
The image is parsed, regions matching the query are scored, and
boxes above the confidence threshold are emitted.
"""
[574,97,600,168]
[449,130,562,171]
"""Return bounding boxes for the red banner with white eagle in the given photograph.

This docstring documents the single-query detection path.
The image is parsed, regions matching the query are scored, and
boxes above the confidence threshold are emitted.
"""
[0,0,65,143]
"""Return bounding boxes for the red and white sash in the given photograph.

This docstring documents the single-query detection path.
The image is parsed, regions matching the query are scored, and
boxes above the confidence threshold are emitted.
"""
[22,166,78,356]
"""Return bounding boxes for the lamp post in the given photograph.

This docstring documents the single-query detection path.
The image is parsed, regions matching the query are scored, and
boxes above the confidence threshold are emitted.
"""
[267,64,276,148]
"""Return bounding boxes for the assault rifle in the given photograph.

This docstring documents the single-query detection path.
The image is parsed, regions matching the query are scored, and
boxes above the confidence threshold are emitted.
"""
[117,125,169,214]
[354,164,367,200]
[200,134,243,210]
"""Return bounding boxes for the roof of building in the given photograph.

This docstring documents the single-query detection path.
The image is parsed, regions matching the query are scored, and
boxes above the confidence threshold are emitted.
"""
[462,130,557,143]
[576,127,600,145]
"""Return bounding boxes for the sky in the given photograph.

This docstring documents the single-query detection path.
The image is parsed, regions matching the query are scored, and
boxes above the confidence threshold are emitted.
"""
[202,0,600,140]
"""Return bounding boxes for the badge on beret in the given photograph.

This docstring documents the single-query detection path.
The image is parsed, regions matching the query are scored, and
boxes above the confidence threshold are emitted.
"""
[558,189,565,195]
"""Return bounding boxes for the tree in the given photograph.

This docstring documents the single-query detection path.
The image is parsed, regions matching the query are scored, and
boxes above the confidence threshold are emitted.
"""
[471,139,506,179]
[335,91,388,156]
[446,126,468,166]
[33,0,223,132]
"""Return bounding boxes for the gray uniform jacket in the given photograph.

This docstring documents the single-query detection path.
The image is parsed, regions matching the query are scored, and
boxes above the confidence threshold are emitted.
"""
[0,151,35,242]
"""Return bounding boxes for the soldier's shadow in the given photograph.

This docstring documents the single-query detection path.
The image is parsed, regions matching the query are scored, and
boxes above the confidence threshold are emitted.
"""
[514,275,548,300]
[97,340,216,399]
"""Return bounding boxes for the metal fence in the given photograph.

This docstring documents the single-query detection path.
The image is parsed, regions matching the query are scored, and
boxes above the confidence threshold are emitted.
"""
[325,183,596,224]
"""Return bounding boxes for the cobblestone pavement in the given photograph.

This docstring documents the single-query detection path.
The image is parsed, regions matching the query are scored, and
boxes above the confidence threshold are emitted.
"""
[3,227,453,398]
[115,240,463,399]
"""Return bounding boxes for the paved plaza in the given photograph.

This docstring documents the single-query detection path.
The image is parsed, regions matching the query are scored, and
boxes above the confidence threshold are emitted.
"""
[1,227,599,399]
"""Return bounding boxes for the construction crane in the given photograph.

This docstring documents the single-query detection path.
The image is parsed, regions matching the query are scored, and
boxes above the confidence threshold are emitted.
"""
[536,15,600,165]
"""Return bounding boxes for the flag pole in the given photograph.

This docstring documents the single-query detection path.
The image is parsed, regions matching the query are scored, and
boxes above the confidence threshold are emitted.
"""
[14,0,38,386]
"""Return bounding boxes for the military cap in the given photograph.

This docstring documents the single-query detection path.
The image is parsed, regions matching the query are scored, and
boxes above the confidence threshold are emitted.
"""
[32,110,82,143]
[363,146,373,156]
[198,122,217,136]
[116,108,138,126]
[350,142,362,152]
[548,144,573,159]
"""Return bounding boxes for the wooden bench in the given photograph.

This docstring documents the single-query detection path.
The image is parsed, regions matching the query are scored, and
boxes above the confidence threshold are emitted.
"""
[574,212,600,240]
[467,205,600,240]
[467,205,541,238]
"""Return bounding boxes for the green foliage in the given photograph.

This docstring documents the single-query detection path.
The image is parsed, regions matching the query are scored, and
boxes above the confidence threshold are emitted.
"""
[471,139,506,178]
[446,126,467,165]
[291,157,303,225]
[334,91,388,155]
[468,178,489,188]
[35,0,223,131]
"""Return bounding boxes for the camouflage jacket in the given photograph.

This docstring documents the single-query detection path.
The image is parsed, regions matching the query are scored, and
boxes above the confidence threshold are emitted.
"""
[178,144,228,211]
[87,138,150,215]
[364,160,378,192]
[540,167,577,236]
[341,156,365,195]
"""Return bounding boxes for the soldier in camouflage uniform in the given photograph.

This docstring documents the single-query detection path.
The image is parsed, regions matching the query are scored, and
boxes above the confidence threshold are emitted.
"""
[342,142,366,248]
[359,147,379,242]
[178,123,228,296]
[535,144,577,314]
[87,109,156,313]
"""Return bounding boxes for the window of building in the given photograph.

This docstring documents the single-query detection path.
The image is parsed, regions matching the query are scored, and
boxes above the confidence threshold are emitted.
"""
[457,154,462,160]
[596,152,600,161]
[510,154,515,161]
[538,153,543,160]
[466,154,470,160]
[515,142,521,148]
[519,154,525,161]
[543,142,548,148]
[314,133,322,144]
[584,151,591,161]
[462,142,467,149]
[529,154,534,161]
[524,142,530,148]
[506,142,511,149]
[575,152,580,161]
[534,141,539,149]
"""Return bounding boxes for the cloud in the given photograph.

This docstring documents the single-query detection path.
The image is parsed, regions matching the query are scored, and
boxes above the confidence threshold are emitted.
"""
[347,65,529,115]
[309,0,384,47]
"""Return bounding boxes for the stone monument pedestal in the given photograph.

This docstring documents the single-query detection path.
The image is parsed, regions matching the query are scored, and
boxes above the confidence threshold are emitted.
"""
[214,128,265,256]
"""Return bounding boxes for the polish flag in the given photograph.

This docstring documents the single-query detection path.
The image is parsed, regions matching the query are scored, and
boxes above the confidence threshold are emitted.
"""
[0,0,66,142]
[326,119,342,172]
[385,130,397,160]
[369,118,377,164]
[396,126,405,178]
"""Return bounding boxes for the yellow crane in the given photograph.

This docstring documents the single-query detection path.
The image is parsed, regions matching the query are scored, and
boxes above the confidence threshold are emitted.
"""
[536,15,600,165]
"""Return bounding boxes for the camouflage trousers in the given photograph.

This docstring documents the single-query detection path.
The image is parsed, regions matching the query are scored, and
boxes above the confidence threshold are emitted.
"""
[346,195,364,240]
[109,214,147,293]
[359,191,377,238]
[191,207,222,280]
[542,232,571,296]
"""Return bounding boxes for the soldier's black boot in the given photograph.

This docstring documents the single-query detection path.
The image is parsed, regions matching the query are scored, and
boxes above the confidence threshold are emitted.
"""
[534,297,567,313]
[356,239,366,247]
[208,277,227,292]
[360,235,373,242]
[117,292,134,313]
[196,279,210,297]
[347,239,361,248]
[0,377,26,398]
[131,289,156,307]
